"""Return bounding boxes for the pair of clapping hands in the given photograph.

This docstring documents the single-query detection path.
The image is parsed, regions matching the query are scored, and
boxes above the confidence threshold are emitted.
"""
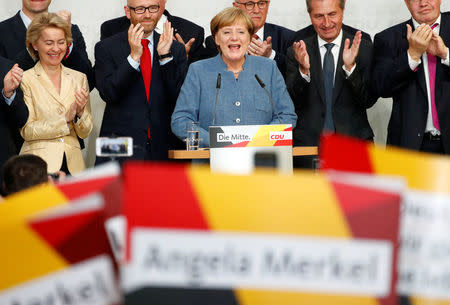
[3,64,88,124]
[406,23,448,61]
[128,20,197,61]
[293,30,364,75]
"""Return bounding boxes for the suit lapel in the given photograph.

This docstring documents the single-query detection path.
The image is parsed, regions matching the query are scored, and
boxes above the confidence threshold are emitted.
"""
[306,35,326,105]
[59,65,73,103]
[332,30,349,104]
[12,12,27,48]
[34,62,62,103]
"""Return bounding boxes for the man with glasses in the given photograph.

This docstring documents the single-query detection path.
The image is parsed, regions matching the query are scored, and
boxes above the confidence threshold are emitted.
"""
[372,0,450,155]
[100,0,205,63]
[286,0,377,168]
[204,0,294,76]
[0,0,94,91]
[94,0,187,164]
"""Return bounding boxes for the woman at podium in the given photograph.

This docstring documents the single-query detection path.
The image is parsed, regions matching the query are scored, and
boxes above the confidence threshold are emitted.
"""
[171,7,296,147]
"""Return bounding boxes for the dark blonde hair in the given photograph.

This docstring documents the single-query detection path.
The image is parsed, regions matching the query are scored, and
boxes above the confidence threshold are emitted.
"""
[26,12,73,60]
[210,7,254,51]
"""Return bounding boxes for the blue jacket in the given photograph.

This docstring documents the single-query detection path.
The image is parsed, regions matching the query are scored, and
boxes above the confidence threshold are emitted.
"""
[171,54,297,147]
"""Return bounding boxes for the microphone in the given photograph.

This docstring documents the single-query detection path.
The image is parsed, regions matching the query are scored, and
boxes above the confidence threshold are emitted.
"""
[212,73,221,126]
[255,74,281,124]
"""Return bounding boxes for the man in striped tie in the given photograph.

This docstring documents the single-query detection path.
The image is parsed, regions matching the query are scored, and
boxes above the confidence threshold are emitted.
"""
[372,0,449,154]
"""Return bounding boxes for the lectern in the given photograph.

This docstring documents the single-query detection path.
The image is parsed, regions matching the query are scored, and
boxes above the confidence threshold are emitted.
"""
[209,124,293,174]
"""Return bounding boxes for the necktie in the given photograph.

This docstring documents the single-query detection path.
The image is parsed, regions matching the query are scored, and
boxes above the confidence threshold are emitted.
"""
[323,43,335,133]
[427,23,440,131]
[141,39,152,139]
[253,34,259,40]
[141,39,152,102]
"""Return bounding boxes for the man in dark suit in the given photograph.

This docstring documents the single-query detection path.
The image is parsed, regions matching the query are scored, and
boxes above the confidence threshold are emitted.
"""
[0,56,28,195]
[286,0,377,168]
[372,0,449,154]
[95,0,187,164]
[0,0,95,90]
[100,0,205,63]
[204,0,294,76]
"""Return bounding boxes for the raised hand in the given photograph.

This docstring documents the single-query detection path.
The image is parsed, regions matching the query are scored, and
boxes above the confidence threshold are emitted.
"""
[65,102,77,123]
[342,30,362,71]
[74,88,88,117]
[407,23,432,61]
[56,10,72,28]
[3,64,23,98]
[128,23,145,62]
[293,40,310,75]
[175,33,195,59]
[157,21,174,57]
[427,31,448,59]
[248,36,273,58]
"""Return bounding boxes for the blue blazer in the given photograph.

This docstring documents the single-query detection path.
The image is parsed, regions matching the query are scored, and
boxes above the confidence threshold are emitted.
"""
[171,54,297,147]
[204,22,294,76]
[95,31,187,162]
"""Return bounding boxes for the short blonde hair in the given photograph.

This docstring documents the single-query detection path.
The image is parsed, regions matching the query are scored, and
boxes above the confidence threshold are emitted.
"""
[26,13,73,60]
[210,7,254,51]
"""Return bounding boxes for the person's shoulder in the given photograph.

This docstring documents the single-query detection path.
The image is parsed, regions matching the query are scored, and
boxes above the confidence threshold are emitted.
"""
[291,25,316,42]
[375,20,409,39]
[265,22,295,38]
[101,16,128,29]
[247,54,276,69]
[342,24,371,41]
[167,11,204,32]
[0,11,20,29]
[96,30,127,48]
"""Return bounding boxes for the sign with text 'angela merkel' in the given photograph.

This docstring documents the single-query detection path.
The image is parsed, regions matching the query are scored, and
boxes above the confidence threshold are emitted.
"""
[120,162,402,305]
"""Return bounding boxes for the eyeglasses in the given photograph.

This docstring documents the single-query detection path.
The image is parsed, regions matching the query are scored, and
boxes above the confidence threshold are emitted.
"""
[128,5,160,14]
[235,1,268,10]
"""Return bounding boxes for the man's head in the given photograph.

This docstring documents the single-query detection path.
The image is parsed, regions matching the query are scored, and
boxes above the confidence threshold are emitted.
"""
[22,0,52,19]
[125,0,166,36]
[2,154,48,196]
[233,0,270,32]
[307,0,345,42]
[404,0,441,25]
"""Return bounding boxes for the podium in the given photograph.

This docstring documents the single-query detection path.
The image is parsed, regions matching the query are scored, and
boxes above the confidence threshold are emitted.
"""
[209,124,294,174]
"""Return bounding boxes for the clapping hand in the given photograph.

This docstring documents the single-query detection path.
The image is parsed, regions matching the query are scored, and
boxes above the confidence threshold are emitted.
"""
[293,40,310,75]
[175,33,195,59]
[157,21,174,57]
[406,23,433,61]
[3,64,23,98]
[342,31,362,71]
[56,10,72,28]
[248,36,273,58]
[128,23,145,62]
[74,88,88,118]
[427,30,448,59]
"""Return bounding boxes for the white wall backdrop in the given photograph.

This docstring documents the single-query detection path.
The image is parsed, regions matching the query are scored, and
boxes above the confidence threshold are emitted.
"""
[2,0,450,166]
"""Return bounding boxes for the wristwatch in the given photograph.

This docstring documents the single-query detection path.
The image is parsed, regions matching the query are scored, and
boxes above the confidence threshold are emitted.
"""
[159,52,172,60]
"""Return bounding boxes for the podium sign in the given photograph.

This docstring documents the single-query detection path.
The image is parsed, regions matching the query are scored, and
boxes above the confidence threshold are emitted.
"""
[209,125,293,174]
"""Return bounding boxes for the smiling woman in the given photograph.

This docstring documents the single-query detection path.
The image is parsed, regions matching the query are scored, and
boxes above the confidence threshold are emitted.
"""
[19,12,93,175]
[171,7,297,147]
